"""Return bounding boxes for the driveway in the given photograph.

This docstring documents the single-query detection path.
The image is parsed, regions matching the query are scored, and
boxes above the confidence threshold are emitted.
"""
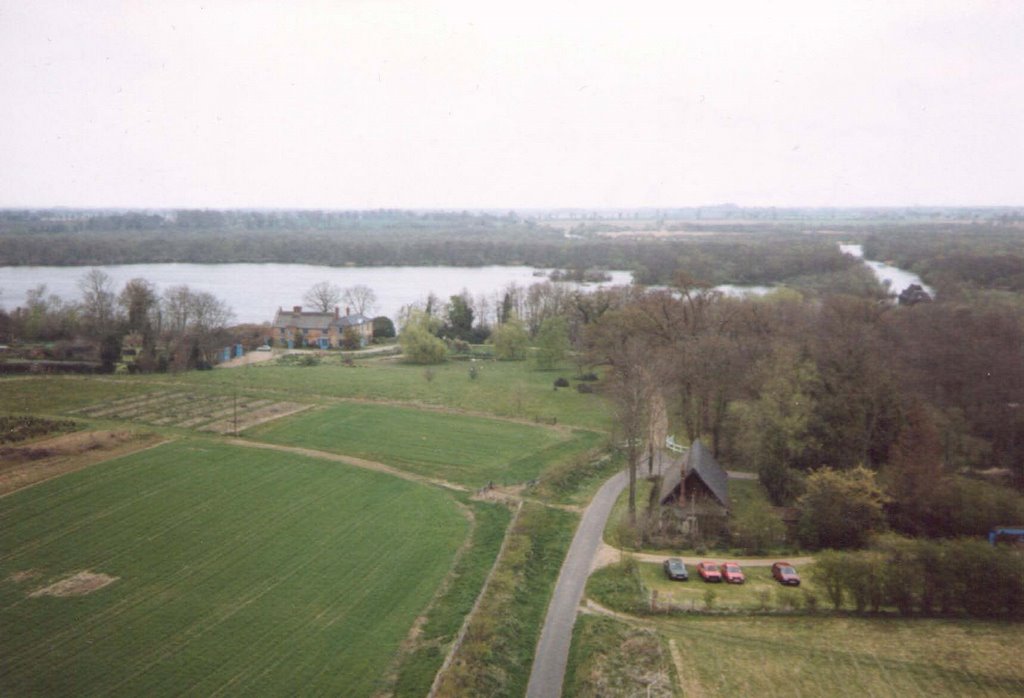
[525,469,628,698]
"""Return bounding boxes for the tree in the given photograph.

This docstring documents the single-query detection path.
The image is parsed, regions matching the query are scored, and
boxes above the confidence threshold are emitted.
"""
[78,268,117,337]
[534,315,569,370]
[490,317,529,360]
[304,281,342,313]
[444,293,475,341]
[118,278,159,333]
[343,284,377,316]
[737,346,821,505]
[372,315,396,339]
[400,312,447,364]
[587,309,656,523]
[797,466,889,549]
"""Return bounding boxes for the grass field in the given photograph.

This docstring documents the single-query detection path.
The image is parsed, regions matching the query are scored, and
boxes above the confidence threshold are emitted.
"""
[156,357,612,429]
[247,402,596,487]
[0,439,469,696]
[662,615,1024,696]
[0,377,157,415]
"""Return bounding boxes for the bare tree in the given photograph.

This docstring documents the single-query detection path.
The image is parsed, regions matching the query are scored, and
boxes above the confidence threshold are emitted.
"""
[304,281,343,313]
[587,309,656,523]
[342,284,377,316]
[78,268,117,337]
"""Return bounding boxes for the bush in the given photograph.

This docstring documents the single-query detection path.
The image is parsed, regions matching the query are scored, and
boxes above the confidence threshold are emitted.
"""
[553,377,570,389]
[577,383,594,394]
[490,319,529,361]
[400,324,447,364]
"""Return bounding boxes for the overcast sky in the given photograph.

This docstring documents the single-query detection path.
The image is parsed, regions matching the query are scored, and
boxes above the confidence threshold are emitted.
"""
[1,1,1021,209]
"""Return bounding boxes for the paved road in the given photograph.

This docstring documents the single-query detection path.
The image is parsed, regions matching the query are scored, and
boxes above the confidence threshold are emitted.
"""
[526,469,629,698]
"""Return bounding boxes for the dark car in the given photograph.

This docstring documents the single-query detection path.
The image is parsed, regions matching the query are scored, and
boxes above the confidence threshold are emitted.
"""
[663,557,689,581]
[771,561,801,586]
[696,561,722,582]
[721,561,745,584]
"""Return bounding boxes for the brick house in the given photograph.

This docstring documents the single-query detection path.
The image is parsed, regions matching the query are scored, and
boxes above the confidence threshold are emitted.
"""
[271,306,373,349]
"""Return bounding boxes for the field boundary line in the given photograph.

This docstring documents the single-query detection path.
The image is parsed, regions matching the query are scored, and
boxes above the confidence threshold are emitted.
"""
[429,500,524,698]
[223,438,469,492]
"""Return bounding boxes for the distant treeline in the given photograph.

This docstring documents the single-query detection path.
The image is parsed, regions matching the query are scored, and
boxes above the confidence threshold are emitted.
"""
[864,227,1024,295]
[0,209,872,287]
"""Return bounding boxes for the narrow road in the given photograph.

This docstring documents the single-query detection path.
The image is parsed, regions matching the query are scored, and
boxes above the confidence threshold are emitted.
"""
[526,469,629,698]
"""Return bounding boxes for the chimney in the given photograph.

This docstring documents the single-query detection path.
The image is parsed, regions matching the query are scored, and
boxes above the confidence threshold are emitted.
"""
[345,306,351,317]
[293,306,302,315]
[334,306,340,319]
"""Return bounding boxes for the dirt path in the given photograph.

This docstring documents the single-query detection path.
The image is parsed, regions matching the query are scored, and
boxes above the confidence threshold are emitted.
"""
[224,438,469,492]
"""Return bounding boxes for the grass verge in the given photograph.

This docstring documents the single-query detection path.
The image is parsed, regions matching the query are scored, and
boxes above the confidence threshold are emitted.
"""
[433,502,578,697]
[390,498,513,697]
[564,615,675,697]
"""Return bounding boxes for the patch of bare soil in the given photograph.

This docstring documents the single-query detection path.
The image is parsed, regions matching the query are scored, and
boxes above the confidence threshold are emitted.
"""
[29,571,119,597]
[7,570,41,583]
[0,430,164,497]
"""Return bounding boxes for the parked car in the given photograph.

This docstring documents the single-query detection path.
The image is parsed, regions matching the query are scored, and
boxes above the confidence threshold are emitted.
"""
[663,558,689,581]
[721,561,745,584]
[771,561,801,586]
[696,561,722,582]
[256,344,272,352]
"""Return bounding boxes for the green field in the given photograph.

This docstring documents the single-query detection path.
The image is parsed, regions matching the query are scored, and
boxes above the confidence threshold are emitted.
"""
[0,440,469,696]
[156,357,612,429]
[248,401,595,487]
[662,615,1024,696]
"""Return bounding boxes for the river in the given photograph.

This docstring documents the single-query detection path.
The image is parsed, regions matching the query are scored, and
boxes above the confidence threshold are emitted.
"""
[0,264,633,324]
[838,244,933,297]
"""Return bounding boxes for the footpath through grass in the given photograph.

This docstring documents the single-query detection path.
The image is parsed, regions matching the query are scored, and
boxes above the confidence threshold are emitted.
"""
[0,439,468,696]
[247,401,596,487]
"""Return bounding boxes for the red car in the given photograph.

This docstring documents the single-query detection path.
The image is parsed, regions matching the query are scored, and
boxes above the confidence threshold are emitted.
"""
[696,561,722,582]
[771,561,801,586]
[720,561,745,584]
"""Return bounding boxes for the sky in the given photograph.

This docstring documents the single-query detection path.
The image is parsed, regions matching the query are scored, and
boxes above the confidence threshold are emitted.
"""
[0,0,1022,209]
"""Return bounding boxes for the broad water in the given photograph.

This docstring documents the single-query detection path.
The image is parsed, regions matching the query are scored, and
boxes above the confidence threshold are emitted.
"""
[0,263,632,324]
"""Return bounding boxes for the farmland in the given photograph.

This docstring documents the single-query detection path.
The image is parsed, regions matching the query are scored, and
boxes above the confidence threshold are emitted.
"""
[247,401,599,487]
[0,352,609,695]
[0,440,469,695]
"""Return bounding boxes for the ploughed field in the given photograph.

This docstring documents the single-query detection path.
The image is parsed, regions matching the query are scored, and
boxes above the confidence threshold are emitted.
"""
[0,440,468,696]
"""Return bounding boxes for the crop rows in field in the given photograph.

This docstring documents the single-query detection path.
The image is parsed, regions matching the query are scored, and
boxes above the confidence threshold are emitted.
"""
[69,390,308,432]
[0,440,469,696]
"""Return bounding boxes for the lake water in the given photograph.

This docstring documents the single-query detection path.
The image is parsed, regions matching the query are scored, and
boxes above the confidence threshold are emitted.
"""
[0,264,633,324]
[838,244,933,297]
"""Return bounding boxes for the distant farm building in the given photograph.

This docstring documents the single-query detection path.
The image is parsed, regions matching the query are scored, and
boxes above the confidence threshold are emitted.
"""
[272,306,373,349]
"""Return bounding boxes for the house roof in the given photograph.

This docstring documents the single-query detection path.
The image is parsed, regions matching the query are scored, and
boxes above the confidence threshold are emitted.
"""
[272,308,371,330]
[657,457,684,504]
[684,439,730,509]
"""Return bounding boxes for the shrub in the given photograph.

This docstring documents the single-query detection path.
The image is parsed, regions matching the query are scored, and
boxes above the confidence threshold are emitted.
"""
[553,377,570,389]
[490,319,529,361]
[577,383,594,394]
[400,324,447,364]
